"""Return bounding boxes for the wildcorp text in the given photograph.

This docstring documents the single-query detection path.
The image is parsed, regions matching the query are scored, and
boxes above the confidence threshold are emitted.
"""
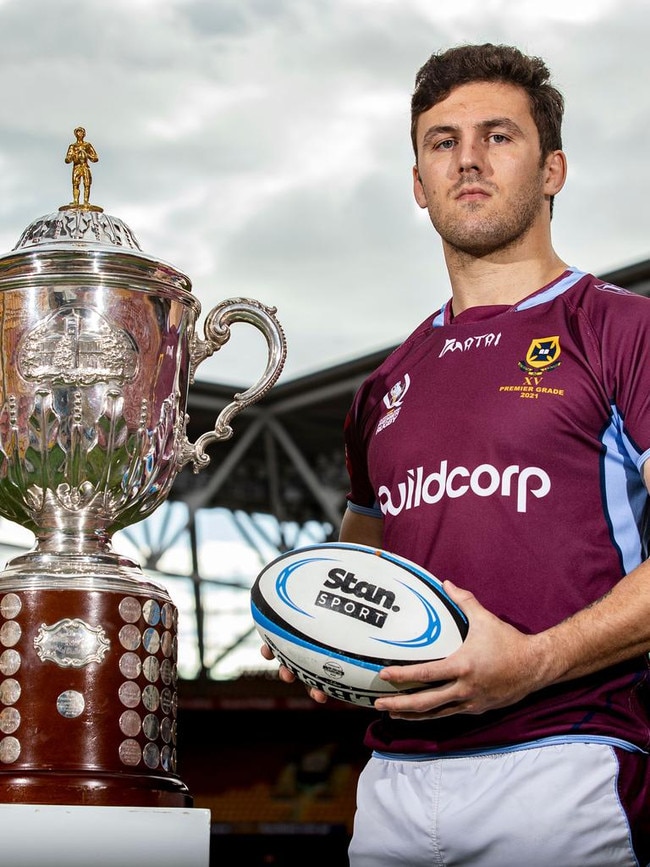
[378,461,551,515]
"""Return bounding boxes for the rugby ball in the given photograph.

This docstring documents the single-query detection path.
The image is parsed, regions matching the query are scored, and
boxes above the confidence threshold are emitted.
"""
[251,542,468,707]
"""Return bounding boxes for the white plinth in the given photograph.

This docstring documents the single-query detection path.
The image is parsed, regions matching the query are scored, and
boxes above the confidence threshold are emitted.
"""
[0,804,211,866]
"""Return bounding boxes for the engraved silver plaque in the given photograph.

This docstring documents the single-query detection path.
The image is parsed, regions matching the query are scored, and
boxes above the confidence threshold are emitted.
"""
[118,624,141,651]
[118,739,141,767]
[0,595,21,620]
[118,681,141,708]
[143,742,160,770]
[161,603,173,630]
[0,679,21,706]
[0,650,20,677]
[142,684,160,712]
[119,652,142,679]
[34,618,110,668]
[0,622,21,648]
[142,656,160,683]
[57,690,85,718]
[0,736,20,764]
[160,658,173,686]
[142,628,160,654]
[161,631,172,658]
[160,687,173,716]
[118,597,142,624]
[143,713,160,741]
[142,600,161,626]
[119,710,141,738]
[0,707,20,735]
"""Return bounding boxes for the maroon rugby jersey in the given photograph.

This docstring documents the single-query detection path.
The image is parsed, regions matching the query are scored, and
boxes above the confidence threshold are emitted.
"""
[345,268,650,754]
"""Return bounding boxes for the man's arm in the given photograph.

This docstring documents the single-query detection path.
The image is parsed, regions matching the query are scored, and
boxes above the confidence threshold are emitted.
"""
[339,508,383,547]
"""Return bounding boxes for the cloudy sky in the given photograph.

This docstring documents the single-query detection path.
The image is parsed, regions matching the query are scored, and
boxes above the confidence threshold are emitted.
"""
[0,0,648,388]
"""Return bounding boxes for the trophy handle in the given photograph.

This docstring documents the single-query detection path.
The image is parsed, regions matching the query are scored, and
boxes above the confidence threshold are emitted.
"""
[181,297,287,472]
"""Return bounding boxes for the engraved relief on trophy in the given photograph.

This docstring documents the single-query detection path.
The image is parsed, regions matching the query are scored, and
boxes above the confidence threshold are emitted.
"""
[33,617,110,668]
[17,307,139,386]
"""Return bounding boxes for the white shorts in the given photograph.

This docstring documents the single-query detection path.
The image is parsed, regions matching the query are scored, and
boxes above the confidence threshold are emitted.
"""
[348,741,641,867]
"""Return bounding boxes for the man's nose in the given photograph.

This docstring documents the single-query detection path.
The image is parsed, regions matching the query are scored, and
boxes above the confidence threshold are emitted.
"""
[456,140,482,173]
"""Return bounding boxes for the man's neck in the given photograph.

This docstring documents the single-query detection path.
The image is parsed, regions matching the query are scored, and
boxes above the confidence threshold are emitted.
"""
[444,243,568,316]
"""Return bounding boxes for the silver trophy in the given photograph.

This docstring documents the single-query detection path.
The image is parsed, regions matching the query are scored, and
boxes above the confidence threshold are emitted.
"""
[0,128,286,806]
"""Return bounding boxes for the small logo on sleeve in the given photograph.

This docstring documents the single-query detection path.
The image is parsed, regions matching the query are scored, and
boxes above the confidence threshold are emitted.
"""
[376,374,410,434]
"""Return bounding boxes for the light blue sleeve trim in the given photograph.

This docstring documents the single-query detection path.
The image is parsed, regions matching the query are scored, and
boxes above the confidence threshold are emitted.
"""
[373,734,648,760]
[637,446,650,475]
[346,501,383,519]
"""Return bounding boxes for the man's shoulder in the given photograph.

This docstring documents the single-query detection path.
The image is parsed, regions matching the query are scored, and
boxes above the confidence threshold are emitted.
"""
[568,271,650,320]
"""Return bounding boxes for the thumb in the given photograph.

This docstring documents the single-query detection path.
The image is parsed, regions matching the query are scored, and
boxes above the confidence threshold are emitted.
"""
[443,579,479,615]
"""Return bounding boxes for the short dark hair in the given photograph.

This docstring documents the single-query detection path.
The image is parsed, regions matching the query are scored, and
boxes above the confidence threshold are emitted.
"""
[410,43,564,161]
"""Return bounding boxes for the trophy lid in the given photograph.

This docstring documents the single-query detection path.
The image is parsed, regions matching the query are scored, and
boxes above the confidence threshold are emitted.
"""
[0,127,193,296]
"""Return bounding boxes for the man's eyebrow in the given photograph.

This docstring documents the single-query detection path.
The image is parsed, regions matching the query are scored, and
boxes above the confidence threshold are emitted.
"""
[477,117,525,137]
[421,125,458,149]
[420,117,525,149]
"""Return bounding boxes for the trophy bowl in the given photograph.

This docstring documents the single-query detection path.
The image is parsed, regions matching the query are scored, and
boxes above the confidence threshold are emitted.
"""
[0,131,286,807]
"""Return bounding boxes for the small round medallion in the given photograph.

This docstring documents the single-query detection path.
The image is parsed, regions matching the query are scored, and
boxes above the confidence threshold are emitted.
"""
[142,599,161,626]
[119,739,142,767]
[119,709,142,738]
[0,735,20,763]
[143,713,160,741]
[119,624,141,651]
[0,678,21,706]
[0,594,21,620]
[142,656,160,683]
[0,621,21,648]
[0,707,20,734]
[118,681,141,709]
[118,597,142,624]
[143,741,160,769]
[142,684,160,712]
[142,627,160,654]
[161,603,174,630]
[119,652,142,679]
[0,649,20,677]
[56,690,85,719]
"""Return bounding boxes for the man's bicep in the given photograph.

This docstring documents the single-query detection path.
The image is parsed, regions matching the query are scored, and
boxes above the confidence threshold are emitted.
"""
[339,508,383,547]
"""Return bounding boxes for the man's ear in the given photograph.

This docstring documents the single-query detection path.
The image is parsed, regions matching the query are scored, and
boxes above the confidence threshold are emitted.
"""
[544,150,567,197]
[413,164,428,209]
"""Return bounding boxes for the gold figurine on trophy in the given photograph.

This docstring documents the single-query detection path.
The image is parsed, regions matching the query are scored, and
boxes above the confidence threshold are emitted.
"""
[61,126,103,212]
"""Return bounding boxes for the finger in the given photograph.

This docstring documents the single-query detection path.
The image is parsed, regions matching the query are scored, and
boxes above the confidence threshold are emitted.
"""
[385,702,465,721]
[260,643,275,661]
[379,660,454,685]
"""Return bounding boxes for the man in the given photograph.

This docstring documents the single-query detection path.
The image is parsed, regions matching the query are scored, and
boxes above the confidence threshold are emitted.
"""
[264,43,650,865]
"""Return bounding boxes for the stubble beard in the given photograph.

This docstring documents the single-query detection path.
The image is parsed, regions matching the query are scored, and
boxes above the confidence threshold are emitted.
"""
[430,171,547,259]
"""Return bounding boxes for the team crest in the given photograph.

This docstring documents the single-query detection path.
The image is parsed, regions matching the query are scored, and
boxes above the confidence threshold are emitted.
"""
[376,374,411,434]
[518,336,561,374]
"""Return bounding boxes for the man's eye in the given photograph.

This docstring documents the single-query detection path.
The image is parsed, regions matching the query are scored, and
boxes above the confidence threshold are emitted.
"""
[490,134,508,143]
[435,139,455,150]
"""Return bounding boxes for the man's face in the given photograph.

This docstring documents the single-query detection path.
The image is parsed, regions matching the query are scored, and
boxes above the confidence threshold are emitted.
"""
[412,81,563,257]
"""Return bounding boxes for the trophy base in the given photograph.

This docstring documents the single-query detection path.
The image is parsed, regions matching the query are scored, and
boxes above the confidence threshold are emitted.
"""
[0,770,192,807]
[0,552,190,808]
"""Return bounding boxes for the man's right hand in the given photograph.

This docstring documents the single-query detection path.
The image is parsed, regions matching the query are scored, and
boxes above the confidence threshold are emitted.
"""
[260,642,329,703]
